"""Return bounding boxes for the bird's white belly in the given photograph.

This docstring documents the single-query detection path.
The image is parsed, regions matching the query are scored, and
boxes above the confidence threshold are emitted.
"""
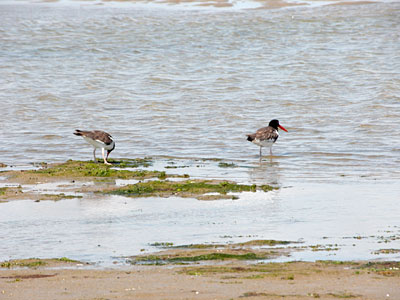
[83,136,114,150]
[253,139,275,148]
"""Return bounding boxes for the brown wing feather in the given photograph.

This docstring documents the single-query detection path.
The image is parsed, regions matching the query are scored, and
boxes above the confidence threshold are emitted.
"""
[74,130,113,145]
[254,126,279,142]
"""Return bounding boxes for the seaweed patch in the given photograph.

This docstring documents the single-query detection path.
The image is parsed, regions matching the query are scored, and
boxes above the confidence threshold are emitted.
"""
[108,180,277,199]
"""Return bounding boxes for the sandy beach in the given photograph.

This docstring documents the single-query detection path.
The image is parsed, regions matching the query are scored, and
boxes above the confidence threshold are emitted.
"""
[1,258,400,300]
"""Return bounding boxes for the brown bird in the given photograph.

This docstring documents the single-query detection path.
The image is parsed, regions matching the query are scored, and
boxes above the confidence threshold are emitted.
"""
[246,119,288,157]
[73,130,115,165]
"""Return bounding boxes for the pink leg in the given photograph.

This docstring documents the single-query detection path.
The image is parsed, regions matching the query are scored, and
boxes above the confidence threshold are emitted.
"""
[102,148,112,165]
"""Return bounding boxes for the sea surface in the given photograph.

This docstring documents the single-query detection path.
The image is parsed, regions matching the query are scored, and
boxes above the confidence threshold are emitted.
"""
[0,0,399,265]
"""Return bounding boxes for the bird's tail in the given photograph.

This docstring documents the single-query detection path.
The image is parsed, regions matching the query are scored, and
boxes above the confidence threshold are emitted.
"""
[73,129,83,136]
[246,134,255,142]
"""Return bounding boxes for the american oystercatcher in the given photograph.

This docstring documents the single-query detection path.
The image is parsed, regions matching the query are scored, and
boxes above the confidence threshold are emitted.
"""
[73,130,115,165]
[246,119,288,157]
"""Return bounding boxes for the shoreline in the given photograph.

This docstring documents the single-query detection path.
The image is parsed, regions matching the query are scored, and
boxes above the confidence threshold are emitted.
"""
[1,257,399,299]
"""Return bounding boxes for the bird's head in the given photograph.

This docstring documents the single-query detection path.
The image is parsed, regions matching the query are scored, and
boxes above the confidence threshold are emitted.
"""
[269,119,288,132]
[106,143,115,158]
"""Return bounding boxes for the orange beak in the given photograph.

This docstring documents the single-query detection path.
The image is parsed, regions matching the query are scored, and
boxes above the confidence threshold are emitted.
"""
[278,125,288,132]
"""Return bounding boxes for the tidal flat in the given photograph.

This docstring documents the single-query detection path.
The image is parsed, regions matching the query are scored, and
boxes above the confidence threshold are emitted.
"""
[0,157,399,266]
[1,256,399,300]
[1,241,400,299]
[1,157,400,299]
[0,158,276,201]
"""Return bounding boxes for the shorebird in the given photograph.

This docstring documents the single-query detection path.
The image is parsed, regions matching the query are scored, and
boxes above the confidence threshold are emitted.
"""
[73,130,115,165]
[246,119,288,157]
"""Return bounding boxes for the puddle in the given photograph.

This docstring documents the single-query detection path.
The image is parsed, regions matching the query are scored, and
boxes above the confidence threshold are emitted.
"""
[120,157,257,185]
[0,182,21,188]
[115,179,140,186]
[21,181,92,197]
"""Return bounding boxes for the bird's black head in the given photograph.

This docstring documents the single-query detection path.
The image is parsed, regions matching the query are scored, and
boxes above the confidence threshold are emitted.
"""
[268,119,280,130]
[108,143,115,155]
[269,119,288,132]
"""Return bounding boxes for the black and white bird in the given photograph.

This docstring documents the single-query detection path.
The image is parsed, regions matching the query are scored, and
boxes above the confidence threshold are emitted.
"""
[246,119,288,157]
[73,130,115,165]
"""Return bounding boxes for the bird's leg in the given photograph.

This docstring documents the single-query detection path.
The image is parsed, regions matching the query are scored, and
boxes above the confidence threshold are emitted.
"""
[102,148,112,165]
[93,148,97,163]
[105,151,112,164]
[270,147,273,156]
[259,147,262,157]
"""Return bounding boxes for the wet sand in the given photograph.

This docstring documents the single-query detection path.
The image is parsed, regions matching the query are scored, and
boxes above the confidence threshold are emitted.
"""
[1,258,399,300]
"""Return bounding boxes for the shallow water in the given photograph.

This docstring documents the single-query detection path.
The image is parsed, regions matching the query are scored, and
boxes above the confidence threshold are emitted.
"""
[1,159,400,265]
[1,178,399,264]
[1,1,400,181]
[1,1,400,264]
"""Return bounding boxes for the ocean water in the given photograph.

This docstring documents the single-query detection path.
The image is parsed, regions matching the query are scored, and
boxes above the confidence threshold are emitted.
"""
[0,0,399,264]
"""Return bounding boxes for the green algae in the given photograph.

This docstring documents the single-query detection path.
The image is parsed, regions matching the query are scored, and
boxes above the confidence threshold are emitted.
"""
[241,292,283,298]
[149,242,174,247]
[165,165,189,169]
[0,187,7,195]
[0,186,23,200]
[170,240,293,250]
[357,261,400,277]
[327,292,359,298]
[259,185,276,192]
[181,262,292,276]
[108,157,153,168]
[0,259,46,269]
[56,257,82,263]
[218,162,238,168]
[27,160,165,179]
[0,257,85,269]
[238,240,293,247]
[158,171,167,180]
[173,244,225,249]
[310,244,340,252]
[316,261,400,277]
[109,180,277,198]
[130,252,267,265]
[37,193,83,201]
[316,260,357,265]
[373,249,400,254]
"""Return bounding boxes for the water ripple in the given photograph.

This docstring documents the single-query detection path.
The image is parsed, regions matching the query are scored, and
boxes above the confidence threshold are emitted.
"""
[0,2,399,183]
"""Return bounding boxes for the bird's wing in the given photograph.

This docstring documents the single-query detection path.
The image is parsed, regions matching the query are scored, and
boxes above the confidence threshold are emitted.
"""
[75,130,113,145]
[254,126,279,142]
[92,131,113,145]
